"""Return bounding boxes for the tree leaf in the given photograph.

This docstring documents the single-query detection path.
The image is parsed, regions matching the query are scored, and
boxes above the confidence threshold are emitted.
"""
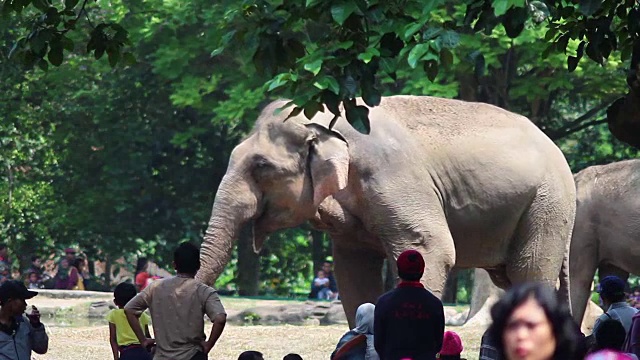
[357,47,380,63]
[493,0,509,17]
[322,90,341,116]
[304,58,323,75]
[303,100,324,120]
[407,43,430,68]
[422,27,443,41]
[345,104,370,134]
[567,56,579,72]
[342,75,357,97]
[579,0,602,16]
[439,30,459,49]
[403,22,424,40]
[37,59,49,72]
[362,87,381,107]
[380,33,403,57]
[331,2,358,25]
[306,0,322,7]
[424,60,439,82]
[379,57,397,79]
[47,45,63,66]
[108,48,121,67]
[439,48,454,68]
[64,0,79,10]
[122,51,136,66]
[60,36,74,51]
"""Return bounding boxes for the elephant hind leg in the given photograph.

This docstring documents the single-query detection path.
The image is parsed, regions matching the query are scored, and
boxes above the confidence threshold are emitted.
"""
[506,180,575,303]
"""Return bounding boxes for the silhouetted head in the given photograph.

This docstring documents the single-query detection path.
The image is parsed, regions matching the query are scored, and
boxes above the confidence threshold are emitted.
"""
[173,242,201,276]
[238,350,264,360]
[396,250,425,281]
[114,282,137,308]
[283,354,303,360]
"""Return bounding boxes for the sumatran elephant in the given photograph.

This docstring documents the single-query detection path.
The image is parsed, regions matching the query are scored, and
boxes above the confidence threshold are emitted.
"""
[195,96,576,327]
[570,159,640,325]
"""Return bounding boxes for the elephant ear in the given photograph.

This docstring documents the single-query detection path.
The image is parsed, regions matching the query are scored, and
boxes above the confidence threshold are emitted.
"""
[305,124,350,208]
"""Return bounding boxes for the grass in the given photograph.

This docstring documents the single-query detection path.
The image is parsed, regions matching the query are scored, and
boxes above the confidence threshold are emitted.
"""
[32,323,486,360]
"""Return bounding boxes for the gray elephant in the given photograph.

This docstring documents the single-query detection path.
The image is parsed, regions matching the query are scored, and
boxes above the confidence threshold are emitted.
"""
[570,159,640,325]
[195,95,576,327]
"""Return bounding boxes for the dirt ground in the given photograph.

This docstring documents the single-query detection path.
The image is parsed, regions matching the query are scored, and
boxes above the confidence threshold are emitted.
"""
[31,323,485,360]
[30,295,485,360]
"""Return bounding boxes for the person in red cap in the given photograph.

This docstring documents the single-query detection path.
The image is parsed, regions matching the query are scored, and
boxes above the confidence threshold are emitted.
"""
[440,331,466,360]
[374,249,445,360]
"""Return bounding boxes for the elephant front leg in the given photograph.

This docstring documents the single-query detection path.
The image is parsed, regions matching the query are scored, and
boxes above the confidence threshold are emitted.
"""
[333,244,385,328]
[384,228,456,299]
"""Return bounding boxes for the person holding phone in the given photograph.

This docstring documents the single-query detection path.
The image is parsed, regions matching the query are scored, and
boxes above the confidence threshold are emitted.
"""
[0,280,48,358]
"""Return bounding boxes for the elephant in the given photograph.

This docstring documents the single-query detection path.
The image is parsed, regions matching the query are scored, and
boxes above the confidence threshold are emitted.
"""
[195,95,577,327]
[570,159,640,325]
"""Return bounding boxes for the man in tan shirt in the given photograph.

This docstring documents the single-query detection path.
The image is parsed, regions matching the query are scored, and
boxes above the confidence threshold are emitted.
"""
[125,242,227,360]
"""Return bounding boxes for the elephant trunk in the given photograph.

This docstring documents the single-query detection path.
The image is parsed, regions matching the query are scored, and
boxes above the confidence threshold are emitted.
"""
[196,174,260,286]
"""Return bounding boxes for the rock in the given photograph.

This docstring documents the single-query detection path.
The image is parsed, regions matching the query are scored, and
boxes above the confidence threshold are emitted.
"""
[227,304,314,325]
[446,309,470,327]
[88,301,116,318]
[321,303,348,325]
[35,289,112,300]
[581,300,604,335]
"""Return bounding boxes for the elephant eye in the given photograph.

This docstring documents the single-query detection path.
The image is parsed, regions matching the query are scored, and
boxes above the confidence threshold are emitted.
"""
[252,156,274,170]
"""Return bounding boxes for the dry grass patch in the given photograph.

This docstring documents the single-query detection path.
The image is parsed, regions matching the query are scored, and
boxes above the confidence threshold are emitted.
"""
[33,323,486,360]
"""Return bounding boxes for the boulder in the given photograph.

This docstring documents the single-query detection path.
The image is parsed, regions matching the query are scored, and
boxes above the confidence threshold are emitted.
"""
[88,301,117,318]
[321,303,348,325]
[581,300,604,335]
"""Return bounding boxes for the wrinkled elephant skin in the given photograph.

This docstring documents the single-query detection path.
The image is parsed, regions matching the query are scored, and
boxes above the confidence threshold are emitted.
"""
[196,96,577,327]
[570,159,640,324]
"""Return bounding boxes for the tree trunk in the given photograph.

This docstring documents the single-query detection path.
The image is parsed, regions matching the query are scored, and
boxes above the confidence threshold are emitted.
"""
[104,256,112,287]
[465,269,504,327]
[236,225,260,296]
[310,229,326,273]
[442,268,459,304]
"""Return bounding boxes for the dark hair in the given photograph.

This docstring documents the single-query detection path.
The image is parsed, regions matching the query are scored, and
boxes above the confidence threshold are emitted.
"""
[602,291,626,303]
[594,319,627,351]
[283,354,303,360]
[135,257,148,275]
[0,244,7,251]
[238,350,263,360]
[114,282,138,307]
[174,242,200,275]
[398,271,422,282]
[72,258,84,270]
[488,282,578,360]
[31,255,39,262]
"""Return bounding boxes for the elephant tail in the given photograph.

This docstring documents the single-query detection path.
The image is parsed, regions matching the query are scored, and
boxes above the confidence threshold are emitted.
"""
[558,238,572,314]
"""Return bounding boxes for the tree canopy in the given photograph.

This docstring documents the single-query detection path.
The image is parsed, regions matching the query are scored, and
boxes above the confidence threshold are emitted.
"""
[2,0,640,146]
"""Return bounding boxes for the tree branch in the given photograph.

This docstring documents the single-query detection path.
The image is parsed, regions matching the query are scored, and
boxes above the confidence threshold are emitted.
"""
[552,96,619,135]
[549,118,607,140]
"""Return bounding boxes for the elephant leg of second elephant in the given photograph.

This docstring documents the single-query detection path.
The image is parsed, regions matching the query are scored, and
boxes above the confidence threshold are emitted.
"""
[598,264,630,286]
[333,244,385,328]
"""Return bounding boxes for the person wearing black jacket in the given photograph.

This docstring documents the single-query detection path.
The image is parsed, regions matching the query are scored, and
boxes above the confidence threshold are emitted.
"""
[374,249,445,360]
